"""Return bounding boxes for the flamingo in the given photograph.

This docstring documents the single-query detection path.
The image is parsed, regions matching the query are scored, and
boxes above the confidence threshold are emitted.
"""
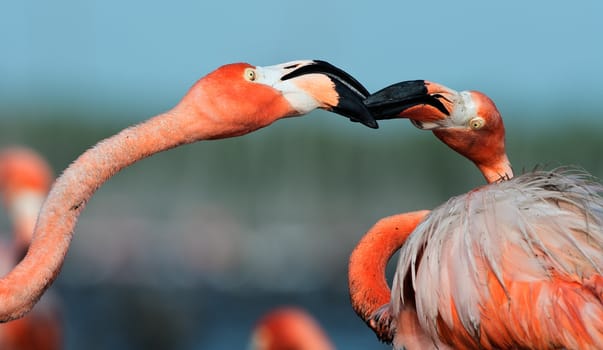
[249,306,334,350]
[0,60,377,322]
[349,80,603,349]
[0,147,62,349]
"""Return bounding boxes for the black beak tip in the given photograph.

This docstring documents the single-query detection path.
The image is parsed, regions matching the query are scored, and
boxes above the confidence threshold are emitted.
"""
[364,119,379,129]
[282,60,370,98]
[310,60,370,98]
[349,117,379,129]
[363,80,450,119]
[333,104,379,129]
[332,95,380,129]
[364,80,429,106]
[282,60,379,128]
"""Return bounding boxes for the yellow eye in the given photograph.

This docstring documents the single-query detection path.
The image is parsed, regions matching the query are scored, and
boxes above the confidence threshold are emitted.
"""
[469,117,485,130]
[244,68,256,82]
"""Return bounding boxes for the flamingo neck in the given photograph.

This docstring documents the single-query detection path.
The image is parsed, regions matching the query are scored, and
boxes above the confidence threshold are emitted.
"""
[0,106,217,321]
[477,154,514,183]
[348,210,429,324]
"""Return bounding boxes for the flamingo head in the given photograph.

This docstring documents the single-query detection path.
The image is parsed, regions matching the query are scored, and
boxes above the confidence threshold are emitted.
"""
[178,60,377,137]
[249,307,334,350]
[364,80,512,183]
[0,148,52,206]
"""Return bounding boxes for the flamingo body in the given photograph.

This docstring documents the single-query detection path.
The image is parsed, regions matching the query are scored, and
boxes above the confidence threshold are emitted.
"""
[390,169,603,349]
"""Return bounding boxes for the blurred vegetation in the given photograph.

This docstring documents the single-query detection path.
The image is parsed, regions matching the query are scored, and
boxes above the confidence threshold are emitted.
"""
[1,108,601,201]
[1,108,601,289]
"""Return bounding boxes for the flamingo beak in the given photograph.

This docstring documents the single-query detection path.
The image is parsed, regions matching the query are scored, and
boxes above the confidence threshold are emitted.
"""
[363,80,456,130]
[281,60,378,129]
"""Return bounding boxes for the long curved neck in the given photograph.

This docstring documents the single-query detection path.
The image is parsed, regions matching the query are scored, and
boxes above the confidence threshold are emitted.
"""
[0,108,208,321]
[348,210,429,323]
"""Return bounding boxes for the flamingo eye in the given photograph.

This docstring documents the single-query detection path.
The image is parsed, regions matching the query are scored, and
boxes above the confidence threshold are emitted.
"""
[469,117,485,130]
[244,68,256,82]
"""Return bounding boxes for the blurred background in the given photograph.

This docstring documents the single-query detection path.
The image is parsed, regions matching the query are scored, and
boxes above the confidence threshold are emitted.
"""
[0,1,602,349]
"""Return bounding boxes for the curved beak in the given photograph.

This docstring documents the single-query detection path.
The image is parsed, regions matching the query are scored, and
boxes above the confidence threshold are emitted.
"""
[363,80,458,129]
[280,60,378,129]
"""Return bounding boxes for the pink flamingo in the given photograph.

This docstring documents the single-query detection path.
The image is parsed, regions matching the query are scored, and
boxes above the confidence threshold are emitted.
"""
[0,147,62,349]
[349,80,603,349]
[0,60,377,322]
[249,306,334,350]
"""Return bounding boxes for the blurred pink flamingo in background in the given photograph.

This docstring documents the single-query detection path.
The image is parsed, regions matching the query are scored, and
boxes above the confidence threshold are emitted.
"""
[0,147,62,349]
[249,306,334,350]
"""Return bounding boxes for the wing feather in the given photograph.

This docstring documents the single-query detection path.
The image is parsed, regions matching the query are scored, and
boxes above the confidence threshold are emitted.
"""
[391,167,603,347]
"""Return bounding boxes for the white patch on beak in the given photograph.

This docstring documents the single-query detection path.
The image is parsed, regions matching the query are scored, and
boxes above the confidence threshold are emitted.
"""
[411,119,441,130]
[254,61,323,115]
[448,91,479,127]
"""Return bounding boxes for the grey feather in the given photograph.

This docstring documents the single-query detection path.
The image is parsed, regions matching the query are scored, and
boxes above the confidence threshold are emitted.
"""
[391,167,603,344]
